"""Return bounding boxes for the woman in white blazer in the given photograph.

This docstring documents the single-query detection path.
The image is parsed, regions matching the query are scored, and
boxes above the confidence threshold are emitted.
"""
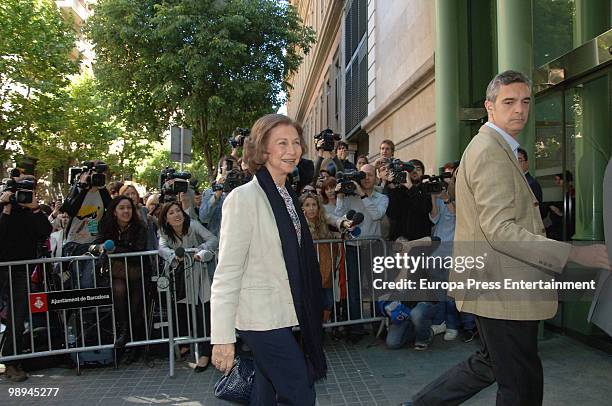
[211,114,327,405]
[158,201,218,372]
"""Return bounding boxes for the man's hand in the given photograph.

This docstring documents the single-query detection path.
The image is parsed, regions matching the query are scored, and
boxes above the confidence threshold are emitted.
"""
[568,244,612,271]
[1,192,12,215]
[0,191,12,205]
[353,181,365,197]
[335,183,345,198]
[212,343,235,375]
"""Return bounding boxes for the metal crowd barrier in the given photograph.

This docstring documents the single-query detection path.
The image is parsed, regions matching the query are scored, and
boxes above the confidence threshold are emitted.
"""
[0,238,387,377]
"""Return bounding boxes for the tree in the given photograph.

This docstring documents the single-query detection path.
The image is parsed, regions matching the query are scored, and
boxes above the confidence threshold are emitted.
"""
[23,74,155,181]
[0,0,78,164]
[86,0,315,180]
[136,148,209,191]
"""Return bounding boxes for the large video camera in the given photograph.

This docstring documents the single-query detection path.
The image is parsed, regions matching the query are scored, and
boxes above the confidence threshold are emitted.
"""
[388,159,414,185]
[336,170,366,196]
[419,171,453,194]
[159,167,191,203]
[314,129,341,152]
[68,161,108,189]
[1,176,35,205]
[229,128,251,148]
[223,169,248,194]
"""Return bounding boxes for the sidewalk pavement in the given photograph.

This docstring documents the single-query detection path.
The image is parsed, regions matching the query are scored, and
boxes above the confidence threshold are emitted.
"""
[1,331,610,405]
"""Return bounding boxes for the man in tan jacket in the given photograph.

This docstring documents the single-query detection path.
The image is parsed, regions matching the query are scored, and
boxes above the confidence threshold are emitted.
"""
[405,71,611,406]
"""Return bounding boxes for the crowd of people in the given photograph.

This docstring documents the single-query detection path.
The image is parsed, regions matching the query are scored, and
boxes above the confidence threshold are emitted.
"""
[0,92,583,393]
[0,118,474,385]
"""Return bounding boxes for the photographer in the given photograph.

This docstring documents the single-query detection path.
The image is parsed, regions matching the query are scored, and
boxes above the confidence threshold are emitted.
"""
[313,130,344,183]
[334,164,388,341]
[0,175,52,382]
[335,141,356,171]
[198,155,239,237]
[60,161,111,288]
[386,159,432,241]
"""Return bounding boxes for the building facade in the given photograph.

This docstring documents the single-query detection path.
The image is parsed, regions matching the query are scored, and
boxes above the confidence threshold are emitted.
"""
[56,0,95,72]
[287,0,612,342]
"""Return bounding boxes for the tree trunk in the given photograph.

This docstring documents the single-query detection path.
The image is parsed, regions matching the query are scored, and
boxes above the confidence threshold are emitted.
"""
[198,114,215,184]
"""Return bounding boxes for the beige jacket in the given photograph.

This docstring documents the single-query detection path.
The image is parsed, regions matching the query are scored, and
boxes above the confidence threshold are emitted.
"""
[210,177,298,344]
[451,124,572,320]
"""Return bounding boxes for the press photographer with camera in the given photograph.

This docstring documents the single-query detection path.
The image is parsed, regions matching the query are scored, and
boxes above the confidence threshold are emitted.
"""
[0,172,52,382]
[60,160,112,288]
[198,155,238,237]
[386,158,433,241]
[313,129,345,182]
[334,164,388,341]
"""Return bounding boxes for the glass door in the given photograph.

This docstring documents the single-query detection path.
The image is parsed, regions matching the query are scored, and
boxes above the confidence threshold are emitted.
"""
[535,68,612,242]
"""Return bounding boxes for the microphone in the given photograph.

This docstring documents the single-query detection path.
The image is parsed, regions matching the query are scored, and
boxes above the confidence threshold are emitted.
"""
[88,240,115,256]
[340,210,364,238]
[196,249,214,262]
[170,246,185,270]
[175,247,185,259]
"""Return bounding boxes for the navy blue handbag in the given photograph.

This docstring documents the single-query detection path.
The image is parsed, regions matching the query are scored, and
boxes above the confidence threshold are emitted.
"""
[214,356,255,404]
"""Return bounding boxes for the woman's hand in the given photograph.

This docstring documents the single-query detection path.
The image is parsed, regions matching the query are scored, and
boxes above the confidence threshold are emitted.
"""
[212,343,235,375]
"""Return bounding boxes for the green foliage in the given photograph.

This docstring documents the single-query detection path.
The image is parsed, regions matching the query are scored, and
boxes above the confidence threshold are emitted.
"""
[86,0,315,180]
[22,74,154,181]
[533,0,575,67]
[0,0,78,163]
[135,148,210,191]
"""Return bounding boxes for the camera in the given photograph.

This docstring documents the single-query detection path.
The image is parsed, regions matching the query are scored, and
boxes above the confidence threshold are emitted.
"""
[1,178,35,205]
[223,169,248,194]
[419,172,452,194]
[336,170,366,195]
[229,128,251,148]
[159,167,192,202]
[314,129,341,152]
[388,159,414,184]
[211,181,224,192]
[288,166,300,192]
[69,161,108,189]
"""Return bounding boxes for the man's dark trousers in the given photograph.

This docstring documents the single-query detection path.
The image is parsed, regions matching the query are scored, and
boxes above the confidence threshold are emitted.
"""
[413,316,543,406]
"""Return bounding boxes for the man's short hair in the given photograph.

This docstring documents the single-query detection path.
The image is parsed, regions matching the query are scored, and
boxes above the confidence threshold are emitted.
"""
[380,139,395,153]
[374,157,391,170]
[517,147,528,160]
[486,70,532,102]
[335,141,348,151]
[409,159,425,173]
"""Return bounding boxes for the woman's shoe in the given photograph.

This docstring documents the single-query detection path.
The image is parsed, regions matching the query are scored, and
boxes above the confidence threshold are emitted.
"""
[123,348,141,365]
[194,356,210,373]
[114,330,129,349]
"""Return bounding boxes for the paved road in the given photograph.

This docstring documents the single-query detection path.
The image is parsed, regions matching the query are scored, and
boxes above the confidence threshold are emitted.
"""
[1,332,610,405]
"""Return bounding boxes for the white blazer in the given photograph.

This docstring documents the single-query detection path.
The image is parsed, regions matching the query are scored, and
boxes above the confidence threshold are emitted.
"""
[210,176,299,344]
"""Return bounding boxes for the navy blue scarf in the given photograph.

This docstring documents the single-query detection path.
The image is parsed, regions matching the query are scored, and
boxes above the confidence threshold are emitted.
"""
[255,167,327,381]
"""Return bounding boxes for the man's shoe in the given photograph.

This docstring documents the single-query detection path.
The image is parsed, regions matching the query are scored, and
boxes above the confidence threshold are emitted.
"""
[5,364,28,382]
[462,329,479,343]
[414,342,429,351]
[444,328,458,341]
[431,322,446,336]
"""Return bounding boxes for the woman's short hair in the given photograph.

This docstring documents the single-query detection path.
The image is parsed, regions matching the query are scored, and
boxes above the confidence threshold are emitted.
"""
[320,177,337,205]
[158,201,191,243]
[243,114,307,174]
